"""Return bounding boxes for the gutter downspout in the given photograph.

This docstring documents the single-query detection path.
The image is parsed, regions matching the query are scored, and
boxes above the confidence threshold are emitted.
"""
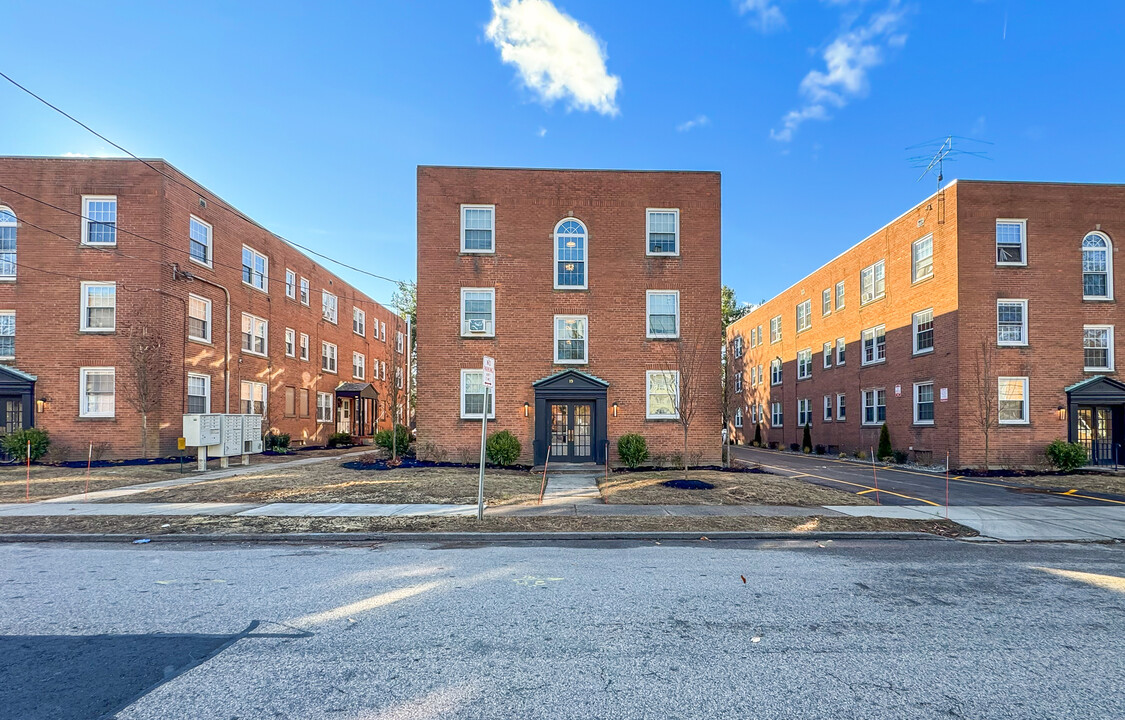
[176,267,232,413]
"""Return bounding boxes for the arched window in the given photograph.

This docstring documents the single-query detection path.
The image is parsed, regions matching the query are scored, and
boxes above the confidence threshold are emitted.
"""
[1082,232,1113,300]
[554,218,587,289]
[0,208,15,280]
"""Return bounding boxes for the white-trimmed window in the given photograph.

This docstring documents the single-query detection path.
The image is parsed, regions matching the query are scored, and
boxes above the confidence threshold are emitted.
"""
[734,407,743,428]
[1083,325,1114,371]
[912,234,933,282]
[80,282,116,332]
[771,401,783,427]
[0,311,13,359]
[299,333,309,361]
[823,395,832,422]
[299,277,310,305]
[380,321,386,341]
[189,216,212,266]
[913,308,934,355]
[285,269,296,299]
[1082,232,1113,300]
[998,377,1029,425]
[836,337,846,366]
[862,388,886,426]
[797,349,812,379]
[647,290,680,338]
[860,260,885,304]
[396,366,404,390]
[353,307,366,336]
[0,206,16,279]
[241,381,266,415]
[796,299,811,332]
[861,325,886,365]
[81,196,117,246]
[187,294,211,343]
[646,370,679,419]
[461,288,495,336]
[321,341,338,373]
[554,315,587,364]
[757,365,763,388]
[353,351,365,379]
[460,369,495,419]
[284,328,296,357]
[733,335,743,358]
[770,315,782,343]
[997,299,1028,346]
[396,331,404,354]
[734,373,742,394]
[79,367,115,417]
[461,204,495,253]
[316,391,334,422]
[187,373,211,414]
[836,393,846,421]
[822,288,831,316]
[554,218,587,289]
[380,360,386,380]
[770,358,782,385]
[797,398,811,427]
[914,381,935,425]
[823,342,832,369]
[241,313,267,356]
[996,219,1026,266]
[241,245,268,291]
[835,281,845,310]
[647,209,680,255]
[322,291,338,323]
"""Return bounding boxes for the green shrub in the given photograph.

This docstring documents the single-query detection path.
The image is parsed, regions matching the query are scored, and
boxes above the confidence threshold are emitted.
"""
[877,423,893,461]
[327,432,354,448]
[1045,439,1087,473]
[486,430,521,466]
[893,450,908,464]
[264,432,291,453]
[1,428,49,463]
[801,423,812,453]
[617,433,649,468]
[375,425,411,453]
[753,424,762,446]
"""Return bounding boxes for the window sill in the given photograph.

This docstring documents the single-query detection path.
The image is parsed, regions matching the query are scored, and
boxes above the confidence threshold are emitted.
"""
[646,335,680,341]
[80,242,118,249]
[913,348,934,357]
[913,422,935,427]
[645,416,680,422]
[554,360,588,366]
[860,296,886,307]
[996,262,1027,268]
[241,282,269,295]
[322,369,338,375]
[911,274,934,286]
[999,421,1030,427]
[460,334,496,340]
[79,329,116,335]
[76,415,116,421]
[860,360,886,367]
[189,256,213,270]
[460,416,497,422]
[997,343,1028,348]
[460,249,496,256]
[1084,367,1114,373]
[241,350,268,358]
[0,278,15,284]
[188,337,213,346]
[1082,297,1115,303]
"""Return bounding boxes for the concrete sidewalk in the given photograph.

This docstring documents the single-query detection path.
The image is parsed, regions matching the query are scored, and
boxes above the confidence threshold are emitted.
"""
[827,504,1125,541]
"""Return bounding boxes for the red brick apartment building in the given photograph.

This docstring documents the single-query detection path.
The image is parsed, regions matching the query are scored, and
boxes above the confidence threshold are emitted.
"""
[0,157,405,460]
[727,180,1125,469]
[416,166,722,466]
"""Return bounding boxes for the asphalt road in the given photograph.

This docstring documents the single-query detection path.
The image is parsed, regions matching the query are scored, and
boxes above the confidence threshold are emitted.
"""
[2,540,1124,719]
[732,445,1125,507]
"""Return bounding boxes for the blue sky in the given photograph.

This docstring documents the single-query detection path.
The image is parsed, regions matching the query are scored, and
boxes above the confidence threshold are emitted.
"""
[3,1,1124,307]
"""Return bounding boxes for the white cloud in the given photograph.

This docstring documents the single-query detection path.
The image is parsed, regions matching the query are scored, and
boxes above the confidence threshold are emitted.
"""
[61,152,90,158]
[537,126,548,137]
[676,115,710,132]
[486,0,620,116]
[739,0,787,32]
[771,1,907,142]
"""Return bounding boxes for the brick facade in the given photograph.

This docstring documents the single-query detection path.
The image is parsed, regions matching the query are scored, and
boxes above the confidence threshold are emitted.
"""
[416,166,722,466]
[0,157,403,460]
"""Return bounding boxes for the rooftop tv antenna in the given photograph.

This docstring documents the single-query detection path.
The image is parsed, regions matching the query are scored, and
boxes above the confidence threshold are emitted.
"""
[908,135,993,191]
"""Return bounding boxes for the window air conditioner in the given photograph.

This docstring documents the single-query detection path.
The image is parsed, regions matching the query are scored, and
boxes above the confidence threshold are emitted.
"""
[464,319,492,334]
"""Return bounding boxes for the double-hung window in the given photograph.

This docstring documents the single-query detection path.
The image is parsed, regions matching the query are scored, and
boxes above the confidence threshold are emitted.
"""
[285,269,296,299]
[797,349,812,379]
[646,370,679,419]
[998,377,1029,424]
[734,373,742,394]
[187,373,210,414]
[461,369,495,419]
[241,246,268,291]
[823,342,833,369]
[1082,232,1113,300]
[554,219,587,289]
[835,281,845,310]
[734,407,743,428]
[461,288,495,336]
[797,398,811,427]
[396,331,404,354]
[647,290,679,338]
[241,381,267,416]
[299,333,309,361]
[912,234,934,282]
[554,315,587,364]
[81,196,117,246]
[770,315,782,343]
[189,216,212,266]
[647,209,680,255]
[284,328,296,357]
[770,358,783,385]
[796,300,811,332]
[80,282,116,332]
[461,205,495,253]
[321,341,338,373]
[353,307,366,336]
[860,260,885,304]
[322,291,338,323]
[823,395,832,422]
[913,309,934,355]
[316,392,334,422]
[822,288,831,316]
[80,367,115,418]
[861,325,886,365]
[771,402,783,427]
[914,382,935,425]
[241,313,268,356]
[836,393,846,421]
[353,352,365,379]
[997,300,1028,346]
[862,388,886,426]
[0,311,13,359]
[733,335,743,358]
[299,277,310,305]
[188,294,211,343]
[996,220,1026,265]
[1083,325,1114,371]
[0,207,16,279]
[836,337,846,365]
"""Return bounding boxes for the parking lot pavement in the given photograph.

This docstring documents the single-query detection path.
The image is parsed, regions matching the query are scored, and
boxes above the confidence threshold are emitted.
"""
[731,446,1125,507]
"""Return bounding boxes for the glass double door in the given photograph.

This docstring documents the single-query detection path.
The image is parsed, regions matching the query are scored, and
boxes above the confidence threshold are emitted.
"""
[1077,405,1119,465]
[550,402,593,462]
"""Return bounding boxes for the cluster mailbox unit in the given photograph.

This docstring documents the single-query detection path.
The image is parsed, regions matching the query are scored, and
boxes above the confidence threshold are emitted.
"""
[183,414,264,470]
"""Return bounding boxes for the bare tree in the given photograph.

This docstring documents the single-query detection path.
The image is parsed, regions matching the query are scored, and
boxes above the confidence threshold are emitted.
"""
[124,322,170,458]
[659,325,712,480]
[720,341,744,467]
[970,338,998,469]
[385,314,406,462]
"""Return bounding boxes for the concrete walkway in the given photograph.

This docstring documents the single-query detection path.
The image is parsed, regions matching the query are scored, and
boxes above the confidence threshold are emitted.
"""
[0,502,479,518]
[539,472,602,504]
[827,504,1125,541]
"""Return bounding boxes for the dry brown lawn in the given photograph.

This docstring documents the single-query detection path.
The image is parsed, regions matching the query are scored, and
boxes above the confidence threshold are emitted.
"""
[598,469,874,507]
[997,472,1125,498]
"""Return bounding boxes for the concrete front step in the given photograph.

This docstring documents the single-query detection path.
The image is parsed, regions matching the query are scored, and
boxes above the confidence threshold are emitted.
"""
[533,462,603,475]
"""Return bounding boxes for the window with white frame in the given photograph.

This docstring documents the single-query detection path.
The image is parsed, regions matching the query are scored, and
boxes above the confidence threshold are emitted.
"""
[997,300,1028,346]
[322,291,338,323]
[299,333,309,361]
[756,325,763,346]
[770,358,782,385]
[1083,325,1114,371]
[461,288,495,336]
[241,246,268,291]
[914,382,935,425]
[353,307,365,336]
[734,373,742,394]
[823,341,832,368]
[380,321,386,341]
[187,294,211,343]
[380,360,386,380]
[321,341,337,373]
[284,328,295,357]
[187,373,210,414]
[822,288,831,316]
[733,335,743,358]
[771,402,783,426]
[554,315,587,364]
[0,207,16,279]
[770,315,782,343]
[241,313,267,356]
[460,369,494,419]
[81,196,117,245]
[0,311,13,359]
[823,395,832,422]
[734,407,743,428]
[757,364,763,387]
[912,234,933,282]
[285,269,296,299]
[796,299,811,332]
[860,260,885,304]
[835,281,845,310]
[80,367,115,417]
[189,216,212,266]
[396,366,404,390]
[647,209,680,255]
[862,388,886,426]
[299,277,309,305]
[353,351,365,379]
[861,325,886,365]
[750,403,758,424]
[646,370,679,419]
[836,337,846,365]
[913,308,934,355]
[797,398,811,427]
[797,349,812,379]
[554,218,587,289]
[836,393,846,421]
[998,377,1029,424]
[647,291,679,338]
[461,205,495,253]
[80,282,116,332]
[996,219,1026,265]
[396,331,404,354]
[316,391,334,422]
[1082,232,1113,300]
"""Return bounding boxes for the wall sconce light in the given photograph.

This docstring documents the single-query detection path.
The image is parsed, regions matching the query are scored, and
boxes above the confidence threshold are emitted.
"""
[1057,405,1067,421]
[36,399,46,413]
[524,402,530,418]
[612,402,618,418]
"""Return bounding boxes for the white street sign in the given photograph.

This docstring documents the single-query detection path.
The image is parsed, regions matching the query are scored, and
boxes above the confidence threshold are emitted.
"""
[482,355,495,388]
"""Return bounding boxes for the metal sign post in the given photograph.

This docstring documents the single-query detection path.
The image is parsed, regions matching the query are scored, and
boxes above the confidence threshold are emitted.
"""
[477,356,495,521]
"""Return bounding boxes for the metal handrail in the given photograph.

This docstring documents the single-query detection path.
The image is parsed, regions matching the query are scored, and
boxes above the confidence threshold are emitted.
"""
[538,445,551,505]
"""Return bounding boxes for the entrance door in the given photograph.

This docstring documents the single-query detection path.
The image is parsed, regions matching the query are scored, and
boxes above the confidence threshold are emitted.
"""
[336,398,351,435]
[1078,405,1118,465]
[548,402,594,462]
